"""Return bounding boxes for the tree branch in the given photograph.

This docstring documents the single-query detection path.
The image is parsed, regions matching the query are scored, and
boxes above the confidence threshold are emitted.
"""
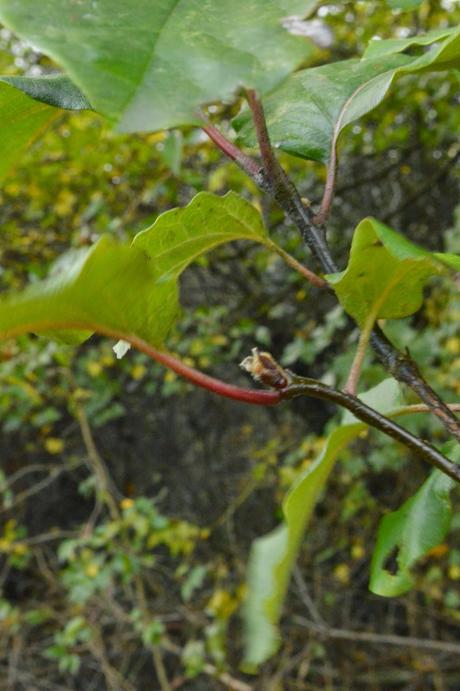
[279,374,460,483]
[201,95,460,444]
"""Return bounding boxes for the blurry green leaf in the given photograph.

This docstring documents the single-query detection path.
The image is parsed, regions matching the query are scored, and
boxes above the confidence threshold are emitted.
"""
[0,236,170,346]
[142,619,165,647]
[0,76,91,182]
[234,26,460,162]
[363,27,460,64]
[0,192,274,347]
[244,379,402,668]
[0,82,57,182]
[160,130,183,176]
[0,0,317,132]
[370,445,459,597]
[181,565,207,602]
[182,640,206,678]
[326,217,454,327]
[386,0,423,9]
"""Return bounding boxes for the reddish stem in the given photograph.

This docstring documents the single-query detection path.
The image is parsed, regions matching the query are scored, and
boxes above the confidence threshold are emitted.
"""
[313,149,338,226]
[128,334,282,406]
[201,122,263,180]
[0,319,282,406]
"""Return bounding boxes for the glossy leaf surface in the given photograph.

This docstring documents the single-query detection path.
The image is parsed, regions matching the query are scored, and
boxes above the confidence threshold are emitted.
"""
[370,445,458,596]
[244,380,403,667]
[0,0,317,132]
[234,26,460,162]
[326,218,453,327]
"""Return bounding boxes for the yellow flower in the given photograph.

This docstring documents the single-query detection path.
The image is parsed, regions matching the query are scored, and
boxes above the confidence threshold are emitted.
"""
[44,438,64,454]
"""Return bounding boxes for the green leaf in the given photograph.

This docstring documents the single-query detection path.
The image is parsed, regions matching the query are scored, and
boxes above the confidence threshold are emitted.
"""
[0,75,92,111]
[386,0,423,10]
[363,27,460,65]
[0,192,272,347]
[0,0,318,133]
[234,26,460,163]
[0,236,168,345]
[244,379,403,668]
[369,445,459,597]
[133,190,269,279]
[326,217,452,327]
[0,82,57,182]
[0,76,90,182]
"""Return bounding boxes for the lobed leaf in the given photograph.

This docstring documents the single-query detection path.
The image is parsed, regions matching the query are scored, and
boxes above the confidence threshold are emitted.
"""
[369,444,459,597]
[234,26,460,163]
[0,0,318,133]
[0,192,274,347]
[326,217,456,327]
[244,379,403,668]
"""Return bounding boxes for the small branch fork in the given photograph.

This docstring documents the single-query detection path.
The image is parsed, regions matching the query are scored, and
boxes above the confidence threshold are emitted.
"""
[125,336,459,483]
[201,93,460,444]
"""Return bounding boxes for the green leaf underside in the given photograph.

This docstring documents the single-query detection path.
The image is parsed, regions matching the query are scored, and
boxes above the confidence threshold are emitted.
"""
[244,379,404,668]
[325,217,454,327]
[0,75,92,111]
[0,0,317,133]
[0,192,271,347]
[369,444,459,597]
[234,26,460,163]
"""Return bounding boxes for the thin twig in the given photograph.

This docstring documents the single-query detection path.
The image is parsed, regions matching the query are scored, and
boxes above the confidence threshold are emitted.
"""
[265,238,327,288]
[73,396,121,519]
[152,646,173,691]
[294,616,460,656]
[163,640,253,691]
[0,466,65,514]
[293,567,325,628]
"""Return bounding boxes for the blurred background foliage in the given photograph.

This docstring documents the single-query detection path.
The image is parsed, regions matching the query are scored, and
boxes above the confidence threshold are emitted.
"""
[0,1,459,689]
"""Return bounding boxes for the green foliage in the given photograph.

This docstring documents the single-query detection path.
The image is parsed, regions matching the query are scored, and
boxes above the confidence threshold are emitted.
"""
[0,2,459,685]
[0,0,317,131]
[244,379,403,667]
[326,217,456,327]
[386,0,423,9]
[370,445,459,596]
[234,26,460,162]
[0,192,281,347]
